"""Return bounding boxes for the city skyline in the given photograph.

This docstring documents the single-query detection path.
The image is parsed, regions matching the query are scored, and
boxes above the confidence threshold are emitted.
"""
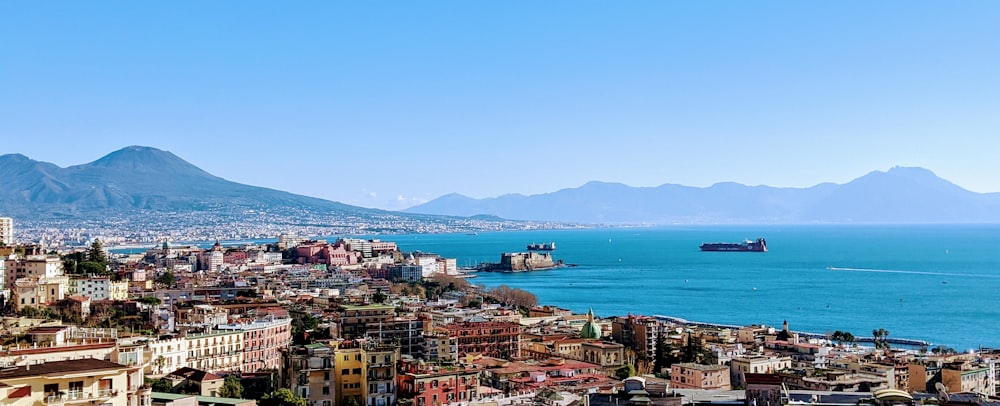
[3,2,999,210]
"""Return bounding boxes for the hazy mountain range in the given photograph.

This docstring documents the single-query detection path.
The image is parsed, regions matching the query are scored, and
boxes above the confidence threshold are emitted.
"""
[406,167,1000,224]
[2,146,996,226]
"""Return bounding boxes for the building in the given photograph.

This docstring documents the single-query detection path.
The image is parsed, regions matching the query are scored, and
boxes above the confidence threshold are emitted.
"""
[12,275,69,309]
[0,358,150,406]
[147,336,190,376]
[423,331,458,362]
[0,217,12,246]
[5,254,63,290]
[184,331,244,373]
[287,339,401,406]
[332,340,367,406]
[369,319,424,357]
[730,355,793,389]
[942,365,991,395]
[366,342,400,406]
[216,315,293,372]
[339,304,395,339]
[71,277,130,301]
[670,363,731,390]
[288,343,335,406]
[150,392,257,406]
[398,359,480,406]
[582,341,626,369]
[389,265,422,283]
[166,367,225,397]
[443,321,521,359]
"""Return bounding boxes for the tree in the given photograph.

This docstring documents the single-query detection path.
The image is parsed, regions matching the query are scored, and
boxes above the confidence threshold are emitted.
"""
[87,239,108,265]
[831,330,855,347]
[843,331,856,346]
[371,288,388,304]
[148,377,174,392]
[681,333,703,364]
[219,375,244,399]
[79,261,107,276]
[259,388,307,406]
[487,285,538,310]
[138,296,163,306]
[872,328,890,350]
[653,333,671,373]
[615,364,637,380]
[156,270,176,288]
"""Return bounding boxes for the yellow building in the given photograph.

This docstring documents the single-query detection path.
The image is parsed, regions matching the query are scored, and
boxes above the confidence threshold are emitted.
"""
[333,340,367,406]
[0,358,150,406]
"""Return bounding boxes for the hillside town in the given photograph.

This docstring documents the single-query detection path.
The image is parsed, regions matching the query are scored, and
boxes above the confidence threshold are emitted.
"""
[0,215,999,406]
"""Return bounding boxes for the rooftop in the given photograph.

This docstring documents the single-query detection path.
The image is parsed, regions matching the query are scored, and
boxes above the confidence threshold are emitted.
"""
[0,358,126,380]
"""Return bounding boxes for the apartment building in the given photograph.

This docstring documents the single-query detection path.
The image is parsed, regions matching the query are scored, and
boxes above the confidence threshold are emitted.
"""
[0,358,150,406]
[216,315,292,372]
[671,363,732,390]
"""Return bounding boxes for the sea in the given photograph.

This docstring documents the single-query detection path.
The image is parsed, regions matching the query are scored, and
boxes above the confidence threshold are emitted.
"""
[377,225,1000,351]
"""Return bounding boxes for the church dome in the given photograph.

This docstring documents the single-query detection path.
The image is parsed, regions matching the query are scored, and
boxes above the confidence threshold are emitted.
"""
[581,308,602,339]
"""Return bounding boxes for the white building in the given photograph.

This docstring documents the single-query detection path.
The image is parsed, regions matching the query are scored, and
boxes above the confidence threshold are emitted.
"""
[5,254,63,289]
[70,277,129,301]
[0,217,12,245]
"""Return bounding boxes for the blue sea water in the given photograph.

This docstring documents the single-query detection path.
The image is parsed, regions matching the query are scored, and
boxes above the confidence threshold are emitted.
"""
[385,225,1000,351]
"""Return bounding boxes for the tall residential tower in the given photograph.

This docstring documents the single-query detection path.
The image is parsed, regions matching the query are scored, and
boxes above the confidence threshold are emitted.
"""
[0,217,12,246]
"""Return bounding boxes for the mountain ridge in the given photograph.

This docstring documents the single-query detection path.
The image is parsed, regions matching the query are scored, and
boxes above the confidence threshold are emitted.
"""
[0,146,431,225]
[406,166,1000,224]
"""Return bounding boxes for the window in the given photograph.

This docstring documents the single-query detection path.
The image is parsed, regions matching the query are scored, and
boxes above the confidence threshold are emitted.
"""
[324,372,330,380]
[352,368,362,375]
[322,387,330,395]
[342,369,350,375]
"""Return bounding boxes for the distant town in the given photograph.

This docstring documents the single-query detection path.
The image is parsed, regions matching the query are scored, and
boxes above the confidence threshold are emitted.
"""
[0,214,997,406]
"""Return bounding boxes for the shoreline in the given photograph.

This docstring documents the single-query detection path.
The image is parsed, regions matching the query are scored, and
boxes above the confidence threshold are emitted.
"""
[651,315,933,348]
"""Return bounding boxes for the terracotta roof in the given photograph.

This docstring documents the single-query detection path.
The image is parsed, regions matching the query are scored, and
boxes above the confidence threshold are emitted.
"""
[0,359,125,380]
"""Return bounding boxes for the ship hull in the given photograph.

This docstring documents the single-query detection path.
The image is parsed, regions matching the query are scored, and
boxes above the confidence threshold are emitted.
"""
[699,238,767,252]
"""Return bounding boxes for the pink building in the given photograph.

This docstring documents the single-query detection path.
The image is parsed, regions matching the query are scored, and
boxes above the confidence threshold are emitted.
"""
[224,251,249,264]
[217,315,293,372]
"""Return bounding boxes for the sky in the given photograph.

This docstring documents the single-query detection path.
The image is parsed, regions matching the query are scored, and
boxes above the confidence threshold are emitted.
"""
[2,2,999,211]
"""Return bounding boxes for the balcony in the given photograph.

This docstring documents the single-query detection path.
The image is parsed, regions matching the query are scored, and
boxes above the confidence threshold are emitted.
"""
[47,390,118,404]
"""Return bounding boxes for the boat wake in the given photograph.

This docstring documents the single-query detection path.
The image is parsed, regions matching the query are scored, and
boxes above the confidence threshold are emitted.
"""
[827,267,1000,279]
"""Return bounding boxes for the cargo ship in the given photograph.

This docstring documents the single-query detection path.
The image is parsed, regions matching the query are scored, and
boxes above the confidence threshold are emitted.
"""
[527,242,556,251]
[700,238,767,252]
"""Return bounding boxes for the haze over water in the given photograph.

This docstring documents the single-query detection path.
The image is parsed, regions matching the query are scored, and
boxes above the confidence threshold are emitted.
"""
[390,225,1000,351]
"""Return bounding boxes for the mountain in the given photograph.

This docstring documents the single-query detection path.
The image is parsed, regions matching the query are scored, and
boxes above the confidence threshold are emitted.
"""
[406,167,1000,224]
[0,146,352,216]
[0,146,492,237]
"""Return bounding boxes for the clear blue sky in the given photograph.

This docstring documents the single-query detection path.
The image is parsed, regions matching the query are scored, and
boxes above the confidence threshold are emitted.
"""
[2,2,999,210]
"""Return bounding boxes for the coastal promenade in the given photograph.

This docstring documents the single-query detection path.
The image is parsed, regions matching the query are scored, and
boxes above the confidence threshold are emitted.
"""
[653,315,932,348]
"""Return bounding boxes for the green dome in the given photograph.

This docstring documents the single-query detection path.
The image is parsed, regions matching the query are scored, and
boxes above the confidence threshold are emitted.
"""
[581,308,602,339]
